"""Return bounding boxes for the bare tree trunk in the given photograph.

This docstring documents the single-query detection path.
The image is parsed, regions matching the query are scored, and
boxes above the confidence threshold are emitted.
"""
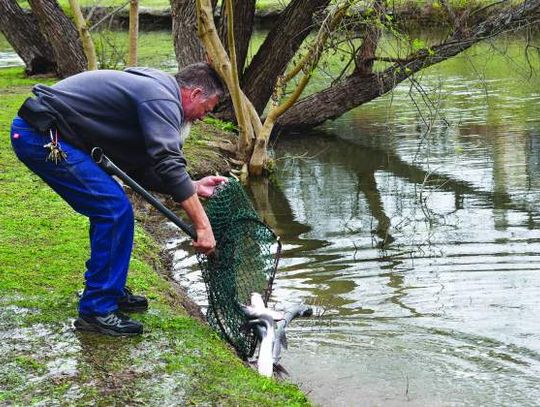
[218,0,256,76]
[241,0,330,115]
[171,0,205,69]
[278,0,540,131]
[69,0,97,70]
[127,0,139,66]
[0,0,56,75]
[28,0,87,77]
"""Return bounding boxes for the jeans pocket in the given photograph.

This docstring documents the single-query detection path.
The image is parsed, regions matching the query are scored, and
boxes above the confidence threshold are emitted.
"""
[10,126,49,162]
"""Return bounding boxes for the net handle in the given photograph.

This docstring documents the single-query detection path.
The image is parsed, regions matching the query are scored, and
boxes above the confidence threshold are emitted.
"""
[91,147,197,240]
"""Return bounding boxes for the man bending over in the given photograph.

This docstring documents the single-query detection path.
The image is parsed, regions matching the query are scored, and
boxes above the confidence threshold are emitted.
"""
[11,63,226,336]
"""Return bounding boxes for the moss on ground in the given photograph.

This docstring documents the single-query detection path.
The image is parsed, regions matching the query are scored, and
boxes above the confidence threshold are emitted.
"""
[0,67,309,406]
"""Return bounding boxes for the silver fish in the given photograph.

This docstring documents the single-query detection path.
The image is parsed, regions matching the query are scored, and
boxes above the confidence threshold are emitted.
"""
[243,293,312,377]
[272,304,313,368]
[242,293,283,377]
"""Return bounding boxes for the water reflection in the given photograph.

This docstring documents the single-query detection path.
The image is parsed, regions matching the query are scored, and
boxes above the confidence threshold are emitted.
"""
[264,127,540,405]
[260,43,540,405]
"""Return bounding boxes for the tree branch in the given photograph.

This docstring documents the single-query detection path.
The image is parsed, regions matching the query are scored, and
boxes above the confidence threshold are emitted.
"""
[196,0,260,158]
[354,0,385,76]
[277,0,540,131]
[269,3,350,120]
[69,0,97,70]
[249,2,351,175]
[89,1,129,31]
[241,0,331,115]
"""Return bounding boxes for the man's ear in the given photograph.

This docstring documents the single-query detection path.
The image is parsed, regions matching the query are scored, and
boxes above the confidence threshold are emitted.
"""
[190,88,202,100]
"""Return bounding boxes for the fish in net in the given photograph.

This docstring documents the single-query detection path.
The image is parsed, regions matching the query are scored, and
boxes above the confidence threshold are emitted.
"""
[197,178,281,359]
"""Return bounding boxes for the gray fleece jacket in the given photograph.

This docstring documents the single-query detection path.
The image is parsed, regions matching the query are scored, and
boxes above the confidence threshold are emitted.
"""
[29,67,194,202]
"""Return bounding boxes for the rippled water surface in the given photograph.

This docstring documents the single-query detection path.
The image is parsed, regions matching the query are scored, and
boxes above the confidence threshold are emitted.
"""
[173,36,540,406]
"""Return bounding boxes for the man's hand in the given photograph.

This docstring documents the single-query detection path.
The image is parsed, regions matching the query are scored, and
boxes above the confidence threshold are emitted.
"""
[193,226,216,255]
[195,176,228,198]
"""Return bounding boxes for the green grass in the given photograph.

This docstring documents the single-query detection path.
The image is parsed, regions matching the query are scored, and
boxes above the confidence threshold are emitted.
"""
[0,66,309,405]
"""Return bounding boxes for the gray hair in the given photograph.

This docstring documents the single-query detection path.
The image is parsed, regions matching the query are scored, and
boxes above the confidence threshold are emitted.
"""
[175,63,225,98]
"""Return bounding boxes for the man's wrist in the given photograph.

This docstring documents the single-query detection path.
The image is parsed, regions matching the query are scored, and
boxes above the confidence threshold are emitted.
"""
[192,180,199,195]
[179,191,210,232]
[195,223,211,232]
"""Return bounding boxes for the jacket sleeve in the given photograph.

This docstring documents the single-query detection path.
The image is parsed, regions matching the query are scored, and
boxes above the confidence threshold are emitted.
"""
[137,99,195,202]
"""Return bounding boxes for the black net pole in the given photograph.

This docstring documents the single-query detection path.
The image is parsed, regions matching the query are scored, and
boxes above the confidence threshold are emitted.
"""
[91,147,197,240]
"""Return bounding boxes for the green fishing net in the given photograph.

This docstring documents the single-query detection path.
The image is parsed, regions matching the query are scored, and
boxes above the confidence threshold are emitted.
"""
[197,179,281,359]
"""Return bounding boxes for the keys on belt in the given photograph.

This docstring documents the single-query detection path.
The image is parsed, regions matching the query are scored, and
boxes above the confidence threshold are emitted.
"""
[43,129,67,164]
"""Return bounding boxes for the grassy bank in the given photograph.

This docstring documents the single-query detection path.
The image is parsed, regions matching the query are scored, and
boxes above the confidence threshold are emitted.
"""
[0,67,309,406]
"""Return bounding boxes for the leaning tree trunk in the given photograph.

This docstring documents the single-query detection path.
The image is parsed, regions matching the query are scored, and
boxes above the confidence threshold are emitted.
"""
[277,0,540,131]
[241,0,330,115]
[213,0,256,119]
[218,0,256,76]
[171,0,206,69]
[0,0,56,75]
[28,0,87,77]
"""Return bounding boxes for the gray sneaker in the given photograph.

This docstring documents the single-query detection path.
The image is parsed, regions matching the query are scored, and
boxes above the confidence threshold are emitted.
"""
[74,311,143,336]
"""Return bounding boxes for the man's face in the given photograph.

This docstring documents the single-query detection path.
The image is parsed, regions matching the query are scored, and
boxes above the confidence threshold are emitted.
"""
[181,87,219,122]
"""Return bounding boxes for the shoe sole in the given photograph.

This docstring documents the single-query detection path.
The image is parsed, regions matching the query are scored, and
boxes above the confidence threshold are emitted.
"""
[73,318,143,337]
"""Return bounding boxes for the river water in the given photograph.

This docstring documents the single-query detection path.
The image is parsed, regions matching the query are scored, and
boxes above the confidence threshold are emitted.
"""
[172,37,540,406]
[2,31,540,406]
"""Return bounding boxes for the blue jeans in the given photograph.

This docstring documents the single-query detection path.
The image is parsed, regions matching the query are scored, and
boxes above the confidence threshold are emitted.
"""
[10,116,134,316]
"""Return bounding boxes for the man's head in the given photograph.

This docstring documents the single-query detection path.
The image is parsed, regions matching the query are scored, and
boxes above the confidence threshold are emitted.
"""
[175,63,225,122]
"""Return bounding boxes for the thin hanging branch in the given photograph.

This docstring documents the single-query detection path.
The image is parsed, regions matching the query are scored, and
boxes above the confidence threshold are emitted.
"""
[270,3,350,120]
[89,1,129,32]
